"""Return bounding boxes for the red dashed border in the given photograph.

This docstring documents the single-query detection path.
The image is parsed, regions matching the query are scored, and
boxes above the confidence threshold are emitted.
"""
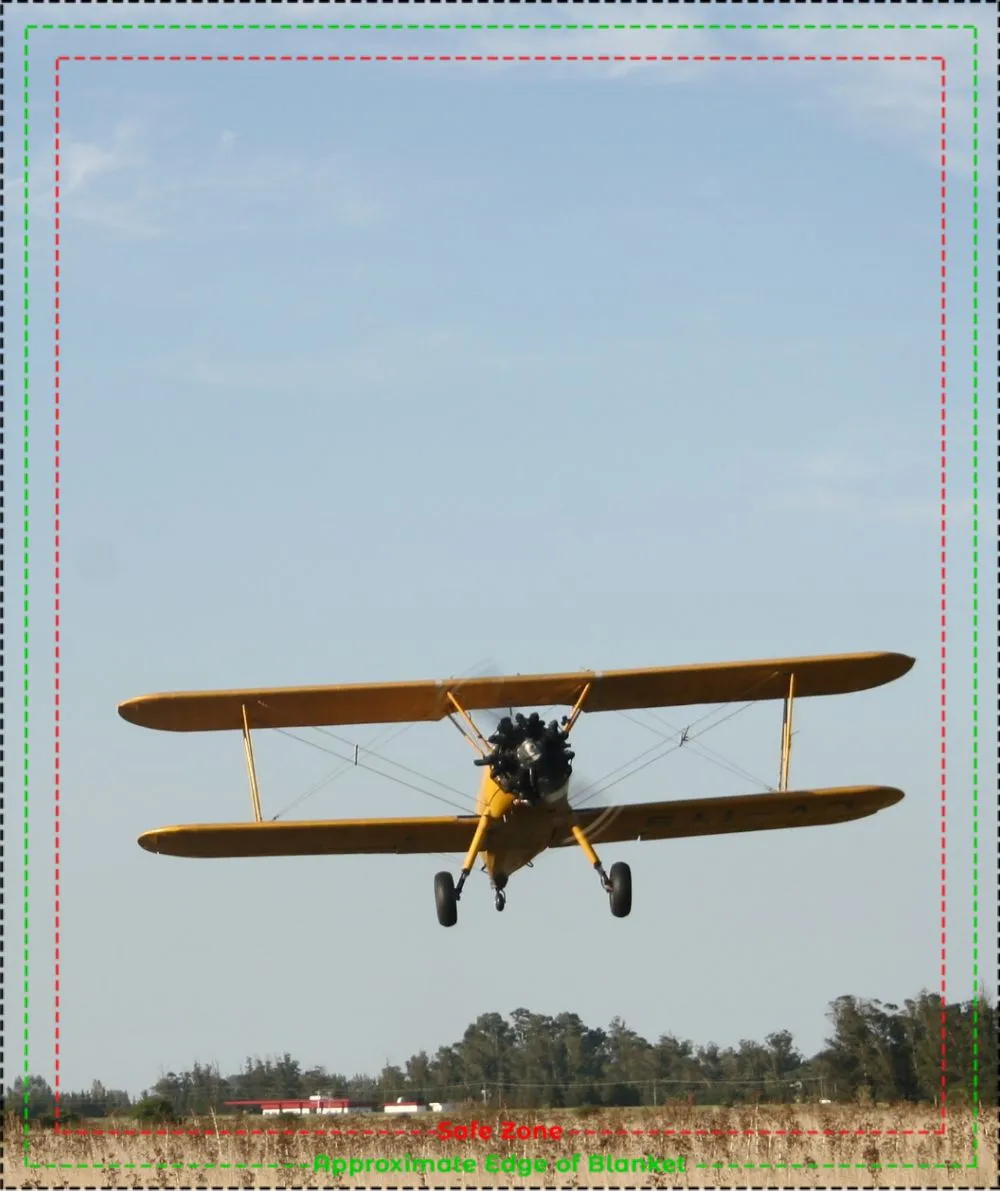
[51,51,948,1140]
[51,1122,947,1140]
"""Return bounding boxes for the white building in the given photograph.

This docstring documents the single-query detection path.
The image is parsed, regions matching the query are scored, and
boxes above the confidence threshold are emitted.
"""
[382,1098,459,1114]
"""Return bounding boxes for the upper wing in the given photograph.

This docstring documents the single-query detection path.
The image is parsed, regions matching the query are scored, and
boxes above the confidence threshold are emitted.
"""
[557,785,903,846]
[118,651,914,732]
[138,815,480,859]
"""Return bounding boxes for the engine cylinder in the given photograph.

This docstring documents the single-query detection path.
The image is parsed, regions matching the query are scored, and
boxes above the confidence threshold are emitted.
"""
[483,712,574,804]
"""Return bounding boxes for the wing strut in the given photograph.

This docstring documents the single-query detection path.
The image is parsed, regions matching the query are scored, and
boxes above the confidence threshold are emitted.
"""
[569,821,614,893]
[778,673,795,792]
[455,812,491,899]
[242,705,263,822]
[562,682,593,735]
[445,690,489,756]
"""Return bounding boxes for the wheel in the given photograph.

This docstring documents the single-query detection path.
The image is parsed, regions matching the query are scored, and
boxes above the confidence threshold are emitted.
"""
[434,871,458,928]
[608,862,632,918]
[495,890,506,912]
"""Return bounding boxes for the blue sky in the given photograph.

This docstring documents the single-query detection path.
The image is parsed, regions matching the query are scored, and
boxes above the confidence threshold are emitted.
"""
[7,9,996,1100]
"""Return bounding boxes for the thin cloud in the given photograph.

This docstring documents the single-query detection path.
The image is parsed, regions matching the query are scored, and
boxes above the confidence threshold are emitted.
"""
[59,118,164,238]
[769,453,976,529]
[154,326,484,396]
[751,21,994,180]
[766,447,960,526]
[62,118,147,194]
[426,19,993,179]
[154,149,393,230]
[58,128,392,240]
[791,453,879,485]
[790,449,928,485]
[63,142,122,194]
[767,487,971,528]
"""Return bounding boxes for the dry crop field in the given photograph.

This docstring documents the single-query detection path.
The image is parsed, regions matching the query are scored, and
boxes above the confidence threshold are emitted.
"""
[4,1105,995,1189]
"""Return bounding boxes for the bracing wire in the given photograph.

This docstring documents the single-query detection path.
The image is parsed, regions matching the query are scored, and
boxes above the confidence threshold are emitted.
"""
[270,720,416,821]
[310,722,473,801]
[267,661,501,820]
[618,707,775,792]
[268,727,473,816]
[569,670,781,810]
[571,698,761,810]
[266,666,783,824]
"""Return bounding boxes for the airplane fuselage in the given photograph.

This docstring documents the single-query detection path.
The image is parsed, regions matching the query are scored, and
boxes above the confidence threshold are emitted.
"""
[475,770,574,889]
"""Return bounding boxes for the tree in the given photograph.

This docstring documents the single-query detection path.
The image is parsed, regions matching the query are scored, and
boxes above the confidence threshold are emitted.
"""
[458,1012,515,1106]
[653,1033,700,1102]
[554,1013,606,1107]
[901,991,946,1103]
[819,996,917,1102]
[765,1031,802,1078]
[7,1076,55,1119]
[60,1079,133,1119]
[405,1051,432,1101]
[603,1017,651,1106]
[34,983,994,1118]
[132,1096,178,1124]
[508,1010,561,1108]
[302,1065,337,1097]
[270,1053,304,1100]
[428,1044,466,1101]
[378,1064,406,1102]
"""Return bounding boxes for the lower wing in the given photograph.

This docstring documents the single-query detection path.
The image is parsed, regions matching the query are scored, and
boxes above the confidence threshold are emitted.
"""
[559,785,903,846]
[138,815,480,859]
[139,786,902,859]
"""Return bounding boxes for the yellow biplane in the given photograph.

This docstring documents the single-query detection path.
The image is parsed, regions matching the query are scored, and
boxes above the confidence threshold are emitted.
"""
[122,650,913,927]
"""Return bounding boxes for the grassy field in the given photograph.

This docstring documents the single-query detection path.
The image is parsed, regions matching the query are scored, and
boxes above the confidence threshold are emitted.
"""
[5,1104,994,1188]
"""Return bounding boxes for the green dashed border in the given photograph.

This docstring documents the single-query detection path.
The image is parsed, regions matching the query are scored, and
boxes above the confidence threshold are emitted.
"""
[21,13,985,1176]
[19,1160,984,1173]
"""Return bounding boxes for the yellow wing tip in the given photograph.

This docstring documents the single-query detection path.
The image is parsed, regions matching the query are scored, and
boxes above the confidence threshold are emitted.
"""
[138,825,195,854]
[119,696,158,728]
[119,693,240,732]
[822,784,904,816]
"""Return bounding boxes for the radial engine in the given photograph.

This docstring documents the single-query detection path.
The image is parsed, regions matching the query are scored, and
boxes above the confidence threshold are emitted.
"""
[474,711,575,804]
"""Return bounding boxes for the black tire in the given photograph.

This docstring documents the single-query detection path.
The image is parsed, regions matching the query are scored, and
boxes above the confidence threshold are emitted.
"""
[434,871,458,928]
[608,862,632,918]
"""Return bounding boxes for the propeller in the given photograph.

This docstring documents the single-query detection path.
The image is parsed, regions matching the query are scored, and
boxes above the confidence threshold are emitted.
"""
[463,657,511,734]
[459,655,598,808]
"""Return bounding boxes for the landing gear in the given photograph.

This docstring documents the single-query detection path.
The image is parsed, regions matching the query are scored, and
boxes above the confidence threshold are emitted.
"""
[434,810,491,927]
[434,871,458,928]
[567,819,632,919]
[493,872,508,912]
[607,861,632,918]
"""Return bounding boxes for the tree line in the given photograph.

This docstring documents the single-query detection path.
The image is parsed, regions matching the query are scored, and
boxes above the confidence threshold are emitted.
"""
[8,988,996,1120]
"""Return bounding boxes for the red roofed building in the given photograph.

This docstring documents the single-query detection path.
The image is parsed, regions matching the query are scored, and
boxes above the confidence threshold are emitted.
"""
[225,1095,374,1117]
